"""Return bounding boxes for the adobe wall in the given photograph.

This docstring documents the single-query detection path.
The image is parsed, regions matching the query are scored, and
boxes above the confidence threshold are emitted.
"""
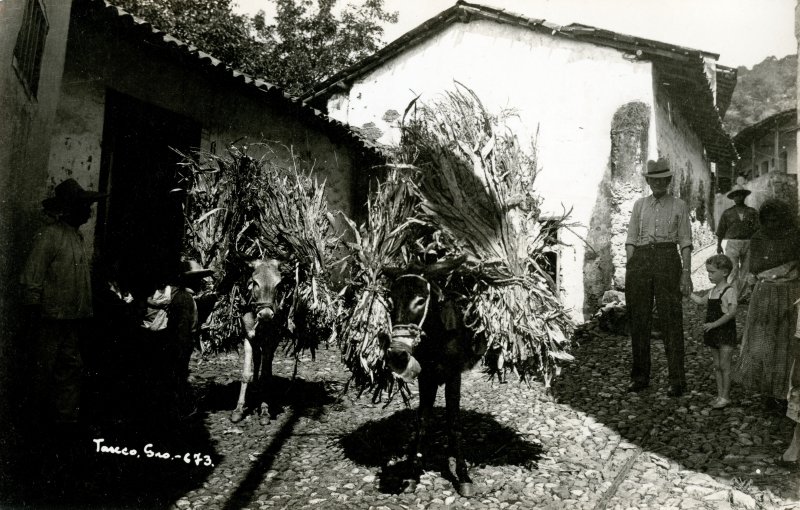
[325,19,718,320]
[42,17,357,258]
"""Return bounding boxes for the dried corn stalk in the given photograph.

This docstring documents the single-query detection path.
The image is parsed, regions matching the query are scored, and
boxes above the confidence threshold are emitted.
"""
[337,169,419,403]
[179,143,340,354]
[399,83,575,386]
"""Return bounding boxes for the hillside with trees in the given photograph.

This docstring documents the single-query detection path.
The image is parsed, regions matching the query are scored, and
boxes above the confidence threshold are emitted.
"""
[724,54,796,135]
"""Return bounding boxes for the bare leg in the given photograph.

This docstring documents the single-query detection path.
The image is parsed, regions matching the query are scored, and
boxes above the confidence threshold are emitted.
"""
[719,346,733,401]
[710,348,723,400]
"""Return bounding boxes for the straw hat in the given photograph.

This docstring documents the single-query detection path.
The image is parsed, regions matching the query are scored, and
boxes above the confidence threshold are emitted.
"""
[727,184,751,199]
[643,158,673,178]
[42,178,107,212]
[180,259,213,278]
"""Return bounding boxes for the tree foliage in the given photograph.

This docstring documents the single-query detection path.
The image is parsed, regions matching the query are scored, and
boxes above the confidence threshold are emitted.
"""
[724,54,796,135]
[115,0,397,96]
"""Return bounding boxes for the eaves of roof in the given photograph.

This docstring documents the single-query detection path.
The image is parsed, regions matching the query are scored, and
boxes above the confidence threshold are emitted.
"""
[75,0,385,162]
[301,0,737,162]
[733,108,797,149]
[715,64,738,119]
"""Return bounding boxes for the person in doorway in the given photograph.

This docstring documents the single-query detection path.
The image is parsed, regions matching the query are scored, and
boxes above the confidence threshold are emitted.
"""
[21,178,107,434]
[715,181,758,301]
[625,158,692,397]
[689,254,738,409]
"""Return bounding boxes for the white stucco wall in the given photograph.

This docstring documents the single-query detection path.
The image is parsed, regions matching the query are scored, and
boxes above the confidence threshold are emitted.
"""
[44,18,356,257]
[326,20,664,320]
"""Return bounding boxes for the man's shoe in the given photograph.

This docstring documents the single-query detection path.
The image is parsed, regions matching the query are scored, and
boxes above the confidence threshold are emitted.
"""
[667,385,685,397]
[628,381,649,393]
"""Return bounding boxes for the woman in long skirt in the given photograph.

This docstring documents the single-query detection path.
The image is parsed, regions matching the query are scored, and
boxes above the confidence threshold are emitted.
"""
[735,199,800,402]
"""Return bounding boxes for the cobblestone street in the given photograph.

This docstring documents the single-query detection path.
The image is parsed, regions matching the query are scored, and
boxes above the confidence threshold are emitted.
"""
[21,293,796,510]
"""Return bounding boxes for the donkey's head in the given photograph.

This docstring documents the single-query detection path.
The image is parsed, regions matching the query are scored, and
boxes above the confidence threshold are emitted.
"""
[248,258,282,323]
[239,257,282,340]
[385,274,430,382]
[384,256,466,381]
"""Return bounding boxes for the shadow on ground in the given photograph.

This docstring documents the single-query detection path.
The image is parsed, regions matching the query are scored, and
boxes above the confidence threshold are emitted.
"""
[340,407,543,494]
[1,331,217,510]
[553,310,798,500]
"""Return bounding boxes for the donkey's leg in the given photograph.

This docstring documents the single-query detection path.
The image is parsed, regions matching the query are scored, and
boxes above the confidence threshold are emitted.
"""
[445,373,473,497]
[258,333,279,421]
[231,338,254,423]
[404,371,436,491]
[256,337,275,425]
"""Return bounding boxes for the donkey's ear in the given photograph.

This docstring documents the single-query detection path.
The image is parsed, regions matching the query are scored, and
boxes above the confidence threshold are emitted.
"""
[228,250,260,269]
[424,255,467,278]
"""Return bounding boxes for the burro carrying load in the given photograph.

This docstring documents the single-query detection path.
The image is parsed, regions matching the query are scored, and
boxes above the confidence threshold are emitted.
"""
[179,143,340,423]
[337,83,575,403]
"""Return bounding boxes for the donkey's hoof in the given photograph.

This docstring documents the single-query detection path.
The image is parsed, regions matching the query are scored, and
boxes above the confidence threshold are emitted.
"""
[457,482,475,498]
[230,410,245,423]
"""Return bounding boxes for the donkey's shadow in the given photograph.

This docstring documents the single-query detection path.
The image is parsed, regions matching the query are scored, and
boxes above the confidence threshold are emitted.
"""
[339,408,543,494]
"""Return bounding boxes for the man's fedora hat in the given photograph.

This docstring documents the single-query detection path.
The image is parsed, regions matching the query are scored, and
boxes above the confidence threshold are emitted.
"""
[180,259,214,278]
[644,158,673,178]
[727,184,752,199]
[42,178,108,211]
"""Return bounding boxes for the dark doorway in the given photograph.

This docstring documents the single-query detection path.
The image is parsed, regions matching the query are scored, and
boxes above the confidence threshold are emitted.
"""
[96,89,201,297]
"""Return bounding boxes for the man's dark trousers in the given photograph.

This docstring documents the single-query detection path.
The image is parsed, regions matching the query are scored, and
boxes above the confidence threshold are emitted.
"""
[625,243,686,388]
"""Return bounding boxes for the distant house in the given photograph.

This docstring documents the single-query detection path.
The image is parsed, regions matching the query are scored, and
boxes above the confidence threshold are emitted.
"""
[715,108,797,220]
[0,0,378,356]
[302,0,738,320]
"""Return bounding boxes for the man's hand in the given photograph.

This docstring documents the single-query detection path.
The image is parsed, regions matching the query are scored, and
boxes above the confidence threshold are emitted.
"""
[702,322,715,332]
[680,271,693,297]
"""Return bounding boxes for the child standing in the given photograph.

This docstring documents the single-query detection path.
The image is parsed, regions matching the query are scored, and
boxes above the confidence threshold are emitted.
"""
[690,254,738,409]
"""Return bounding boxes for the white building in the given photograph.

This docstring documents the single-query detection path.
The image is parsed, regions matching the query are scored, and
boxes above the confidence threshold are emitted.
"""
[303,0,738,320]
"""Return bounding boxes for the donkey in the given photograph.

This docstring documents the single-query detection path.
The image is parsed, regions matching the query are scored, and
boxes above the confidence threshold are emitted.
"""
[230,258,283,423]
[384,260,486,497]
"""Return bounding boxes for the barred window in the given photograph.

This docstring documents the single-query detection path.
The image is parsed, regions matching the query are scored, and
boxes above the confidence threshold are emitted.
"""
[13,0,49,98]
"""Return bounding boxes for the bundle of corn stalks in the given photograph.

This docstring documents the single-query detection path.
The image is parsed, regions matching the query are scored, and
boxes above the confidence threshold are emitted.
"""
[178,143,341,354]
[337,169,419,403]
[398,83,575,387]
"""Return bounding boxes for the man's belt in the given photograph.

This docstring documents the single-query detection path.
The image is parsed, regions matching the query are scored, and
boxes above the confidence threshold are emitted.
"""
[634,242,677,249]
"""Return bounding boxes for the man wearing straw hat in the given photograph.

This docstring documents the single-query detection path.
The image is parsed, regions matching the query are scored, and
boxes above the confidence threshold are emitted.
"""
[625,158,692,397]
[21,178,107,434]
[166,258,214,419]
[715,181,758,301]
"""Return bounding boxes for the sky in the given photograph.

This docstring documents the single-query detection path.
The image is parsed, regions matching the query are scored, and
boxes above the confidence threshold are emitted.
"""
[232,0,797,68]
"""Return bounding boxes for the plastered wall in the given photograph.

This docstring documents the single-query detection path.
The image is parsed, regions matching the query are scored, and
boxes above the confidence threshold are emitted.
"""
[43,18,356,258]
[325,19,720,320]
[0,0,73,319]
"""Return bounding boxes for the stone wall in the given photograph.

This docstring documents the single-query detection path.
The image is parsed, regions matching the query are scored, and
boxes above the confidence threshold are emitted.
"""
[583,102,649,313]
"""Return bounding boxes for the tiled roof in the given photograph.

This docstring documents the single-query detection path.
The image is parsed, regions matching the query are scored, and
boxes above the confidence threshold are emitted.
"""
[733,108,797,147]
[75,0,384,162]
[301,0,737,162]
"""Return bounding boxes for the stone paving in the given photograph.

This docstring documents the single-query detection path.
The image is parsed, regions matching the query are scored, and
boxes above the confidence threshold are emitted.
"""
[10,293,800,509]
